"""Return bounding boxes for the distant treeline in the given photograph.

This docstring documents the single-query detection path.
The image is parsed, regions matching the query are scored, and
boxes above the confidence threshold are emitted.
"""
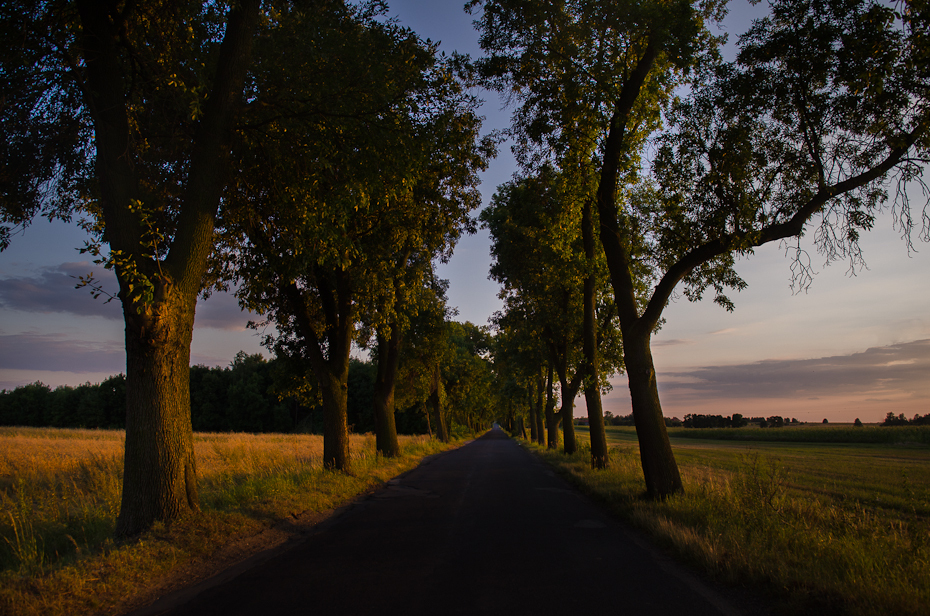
[0,353,429,434]
[682,414,803,428]
[882,412,930,426]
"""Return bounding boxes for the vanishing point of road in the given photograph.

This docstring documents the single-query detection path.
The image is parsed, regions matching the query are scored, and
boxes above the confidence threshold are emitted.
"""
[137,428,761,616]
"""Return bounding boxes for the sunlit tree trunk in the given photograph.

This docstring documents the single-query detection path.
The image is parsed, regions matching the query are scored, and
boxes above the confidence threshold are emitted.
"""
[117,284,199,536]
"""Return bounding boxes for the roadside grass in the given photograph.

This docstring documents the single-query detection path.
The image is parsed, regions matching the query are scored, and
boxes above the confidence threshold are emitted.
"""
[0,427,458,616]
[534,425,930,616]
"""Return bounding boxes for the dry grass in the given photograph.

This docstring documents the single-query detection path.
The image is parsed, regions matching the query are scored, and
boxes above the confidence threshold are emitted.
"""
[544,428,930,616]
[0,427,456,616]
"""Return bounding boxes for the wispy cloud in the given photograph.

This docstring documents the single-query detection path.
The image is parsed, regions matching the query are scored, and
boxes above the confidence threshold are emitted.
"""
[0,262,256,330]
[0,262,121,319]
[0,332,125,373]
[659,339,930,402]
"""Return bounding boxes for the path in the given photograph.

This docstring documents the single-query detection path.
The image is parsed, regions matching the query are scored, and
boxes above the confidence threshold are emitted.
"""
[137,428,756,615]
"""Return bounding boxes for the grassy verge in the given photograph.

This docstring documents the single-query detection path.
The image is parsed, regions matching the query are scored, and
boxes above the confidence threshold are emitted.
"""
[0,428,459,616]
[530,426,929,616]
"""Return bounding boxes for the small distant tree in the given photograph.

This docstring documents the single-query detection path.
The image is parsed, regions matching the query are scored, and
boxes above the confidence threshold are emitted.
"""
[854,418,863,427]
[823,419,829,425]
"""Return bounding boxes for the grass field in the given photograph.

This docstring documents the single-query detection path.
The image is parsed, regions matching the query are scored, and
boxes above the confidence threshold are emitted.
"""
[0,427,457,616]
[543,425,930,616]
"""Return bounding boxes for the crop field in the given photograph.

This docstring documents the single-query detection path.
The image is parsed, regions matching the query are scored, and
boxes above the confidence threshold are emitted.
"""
[554,425,930,616]
[0,427,454,616]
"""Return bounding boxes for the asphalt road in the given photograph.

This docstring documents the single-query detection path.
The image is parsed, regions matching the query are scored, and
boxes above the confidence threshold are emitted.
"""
[140,428,754,616]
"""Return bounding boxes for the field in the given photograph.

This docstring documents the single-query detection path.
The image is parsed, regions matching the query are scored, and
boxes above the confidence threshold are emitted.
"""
[0,427,456,616]
[547,425,930,616]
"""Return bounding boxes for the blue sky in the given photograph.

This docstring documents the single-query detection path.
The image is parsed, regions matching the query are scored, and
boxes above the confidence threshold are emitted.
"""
[1,0,928,423]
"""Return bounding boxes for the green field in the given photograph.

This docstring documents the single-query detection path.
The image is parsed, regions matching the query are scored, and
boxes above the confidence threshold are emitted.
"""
[542,425,930,616]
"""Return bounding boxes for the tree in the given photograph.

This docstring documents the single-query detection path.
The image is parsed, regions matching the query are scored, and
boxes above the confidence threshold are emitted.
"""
[483,168,623,461]
[471,0,930,498]
[1,0,261,535]
[220,3,491,467]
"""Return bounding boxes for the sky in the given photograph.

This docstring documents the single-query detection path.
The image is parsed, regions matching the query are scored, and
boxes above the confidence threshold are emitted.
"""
[1,1,928,424]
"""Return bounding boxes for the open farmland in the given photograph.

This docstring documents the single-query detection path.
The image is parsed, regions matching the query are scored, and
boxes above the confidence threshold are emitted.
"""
[557,425,930,616]
[0,427,456,616]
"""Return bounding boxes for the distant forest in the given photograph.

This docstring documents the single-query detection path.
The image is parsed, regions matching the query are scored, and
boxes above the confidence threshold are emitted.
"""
[0,353,428,434]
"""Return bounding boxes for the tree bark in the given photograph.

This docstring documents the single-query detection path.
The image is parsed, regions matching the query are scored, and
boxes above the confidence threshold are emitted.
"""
[116,284,199,536]
[623,327,683,498]
[429,363,449,442]
[545,364,559,449]
[582,199,609,469]
[373,329,401,457]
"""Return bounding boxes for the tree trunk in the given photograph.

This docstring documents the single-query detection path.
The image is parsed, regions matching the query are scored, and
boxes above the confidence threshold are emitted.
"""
[559,378,579,456]
[429,363,448,442]
[372,329,401,457]
[623,328,683,498]
[527,379,539,443]
[545,365,559,449]
[319,360,351,471]
[582,198,609,469]
[116,285,199,537]
[535,371,546,445]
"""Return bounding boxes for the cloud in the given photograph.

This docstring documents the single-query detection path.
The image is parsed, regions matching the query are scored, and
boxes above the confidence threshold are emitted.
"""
[653,338,694,347]
[195,291,259,331]
[0,262,257,330]
[0,332,125,373]
[659,339,930,403]
[0,262,121,319]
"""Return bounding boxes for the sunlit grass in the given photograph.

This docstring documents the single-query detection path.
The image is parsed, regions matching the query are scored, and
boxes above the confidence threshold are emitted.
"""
[542,426,930,616]
[0,427,457,616]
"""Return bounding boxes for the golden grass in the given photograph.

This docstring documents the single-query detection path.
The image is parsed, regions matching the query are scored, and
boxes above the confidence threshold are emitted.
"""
[0,427,457,616]
[542,428,930,616]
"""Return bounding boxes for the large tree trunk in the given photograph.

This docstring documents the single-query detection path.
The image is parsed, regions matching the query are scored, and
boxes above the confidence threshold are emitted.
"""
[545,365,559,449]
[372,329,401,457]
[429,363,449,442]
[116,285,199,537]
[319,359,351,470]
[582,198,609,469]
[623,328,683,498]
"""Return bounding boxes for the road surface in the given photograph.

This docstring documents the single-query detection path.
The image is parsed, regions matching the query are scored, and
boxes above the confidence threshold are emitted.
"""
[137,428,758,615]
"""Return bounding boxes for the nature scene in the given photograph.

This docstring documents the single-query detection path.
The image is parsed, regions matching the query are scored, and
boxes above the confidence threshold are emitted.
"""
[1,0,928,615]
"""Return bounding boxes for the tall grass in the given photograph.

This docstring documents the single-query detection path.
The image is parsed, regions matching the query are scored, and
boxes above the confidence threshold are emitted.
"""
[0,427,456,616]
[546,430,930,616]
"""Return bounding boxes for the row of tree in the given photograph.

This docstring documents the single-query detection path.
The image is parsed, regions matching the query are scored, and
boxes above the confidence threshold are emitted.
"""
[0,0,499,536]
[882,412,930,426]
[472,0,929,500]
[2,0,927,536]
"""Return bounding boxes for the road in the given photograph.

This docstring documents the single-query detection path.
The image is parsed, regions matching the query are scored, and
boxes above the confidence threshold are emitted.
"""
[137,428,756,615]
